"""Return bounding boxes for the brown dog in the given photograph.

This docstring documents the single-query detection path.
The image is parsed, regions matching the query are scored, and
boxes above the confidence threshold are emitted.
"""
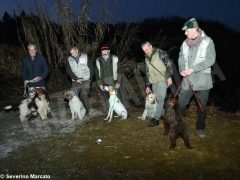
[163,98,193,149]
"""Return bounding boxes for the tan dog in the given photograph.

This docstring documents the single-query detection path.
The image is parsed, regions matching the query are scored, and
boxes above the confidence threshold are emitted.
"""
[138,93,157,120]
[64,91,86,120]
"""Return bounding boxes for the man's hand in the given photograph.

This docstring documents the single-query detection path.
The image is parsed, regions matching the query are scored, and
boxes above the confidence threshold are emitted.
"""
[33,76,42,82]
[115,83,120,89]
[76,79,82,84]
[99,84,105,91]
[180,70,187,77]
[146,87,152,94]
[185,68,194,76]
[24,80,28,86]
[180,68,194,77]
[167,77,173,87]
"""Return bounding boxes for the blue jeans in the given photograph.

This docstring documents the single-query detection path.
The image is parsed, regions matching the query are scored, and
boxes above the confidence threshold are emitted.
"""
[152,82,167,121]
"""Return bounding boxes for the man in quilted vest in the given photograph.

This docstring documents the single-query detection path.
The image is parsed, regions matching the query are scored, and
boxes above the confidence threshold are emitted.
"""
[178,18,216,138]
[66,46,94,115]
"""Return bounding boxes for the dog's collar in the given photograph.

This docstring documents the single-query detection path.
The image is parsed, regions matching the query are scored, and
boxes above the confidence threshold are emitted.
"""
[109,92,116,96]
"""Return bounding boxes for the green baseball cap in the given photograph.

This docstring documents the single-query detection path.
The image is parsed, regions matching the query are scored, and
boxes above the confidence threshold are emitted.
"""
[182,18,199,31]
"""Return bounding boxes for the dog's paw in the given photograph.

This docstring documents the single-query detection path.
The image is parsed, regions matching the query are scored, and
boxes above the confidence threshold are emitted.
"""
[107,120,112,123]
[19,116,27,122]
[137,116,144,120]
[104,117,108,121]
[121,117,127,120]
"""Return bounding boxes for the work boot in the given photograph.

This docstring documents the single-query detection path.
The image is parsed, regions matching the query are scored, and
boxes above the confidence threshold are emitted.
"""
[148,118,159,127]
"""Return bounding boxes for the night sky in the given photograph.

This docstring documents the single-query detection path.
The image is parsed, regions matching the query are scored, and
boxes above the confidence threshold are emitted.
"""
[0,0,240,31]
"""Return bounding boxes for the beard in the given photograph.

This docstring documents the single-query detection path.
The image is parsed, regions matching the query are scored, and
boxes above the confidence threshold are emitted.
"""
[102,53,110,60]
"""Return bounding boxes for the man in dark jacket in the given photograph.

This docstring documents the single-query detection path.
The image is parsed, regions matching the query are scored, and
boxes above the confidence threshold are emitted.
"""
[66,46,94,115]
[22,44,49,97]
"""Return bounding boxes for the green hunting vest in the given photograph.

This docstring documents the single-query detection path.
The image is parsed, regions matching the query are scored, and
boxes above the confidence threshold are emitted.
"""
[145,49,166,83]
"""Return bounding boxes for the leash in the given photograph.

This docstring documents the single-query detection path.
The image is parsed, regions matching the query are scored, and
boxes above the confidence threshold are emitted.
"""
[174,77,204,112]
[186,77,204,112]
[173,78,185,98]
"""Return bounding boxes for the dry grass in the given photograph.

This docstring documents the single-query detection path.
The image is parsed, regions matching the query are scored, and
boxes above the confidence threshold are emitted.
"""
[0,0,140,99]
[0,106,240,179]
[17,0,138,67]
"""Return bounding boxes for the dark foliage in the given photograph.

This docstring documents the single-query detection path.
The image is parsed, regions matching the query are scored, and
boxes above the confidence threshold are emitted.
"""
[0,13,240,111]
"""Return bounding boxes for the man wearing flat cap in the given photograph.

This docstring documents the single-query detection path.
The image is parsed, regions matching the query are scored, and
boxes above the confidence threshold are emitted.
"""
[178,18,216,138]
[95,44,121,110]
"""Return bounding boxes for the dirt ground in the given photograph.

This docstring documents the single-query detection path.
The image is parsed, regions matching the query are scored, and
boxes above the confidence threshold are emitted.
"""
[0,101,240,180]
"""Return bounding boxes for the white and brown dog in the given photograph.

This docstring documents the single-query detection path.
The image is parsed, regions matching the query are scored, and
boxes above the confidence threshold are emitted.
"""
[63,90,86,120]
[19,88,49,122]
[138,93,157,120]
[104,86,127,122]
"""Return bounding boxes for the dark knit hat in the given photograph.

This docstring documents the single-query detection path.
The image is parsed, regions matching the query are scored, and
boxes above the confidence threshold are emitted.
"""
[182,18,199,31]
[100,44,110,51]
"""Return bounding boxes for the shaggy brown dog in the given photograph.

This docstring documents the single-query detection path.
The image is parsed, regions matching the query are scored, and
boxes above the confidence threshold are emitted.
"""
[28,88,50,110]
[163,98,193,149]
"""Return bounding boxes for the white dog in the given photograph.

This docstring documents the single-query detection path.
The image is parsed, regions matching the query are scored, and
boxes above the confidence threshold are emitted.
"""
[104,86,127,122]
[138,93,157,120]
[64,91,86,120]
[19,98,33,122]
[19,88,49,122]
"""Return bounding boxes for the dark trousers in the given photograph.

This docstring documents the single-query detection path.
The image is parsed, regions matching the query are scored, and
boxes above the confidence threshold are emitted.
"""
[72,81,91,114]
[101,90,110,112]
[178,89,210,131]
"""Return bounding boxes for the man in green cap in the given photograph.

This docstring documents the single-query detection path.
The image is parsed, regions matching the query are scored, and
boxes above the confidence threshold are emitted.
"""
[178,18,216,138]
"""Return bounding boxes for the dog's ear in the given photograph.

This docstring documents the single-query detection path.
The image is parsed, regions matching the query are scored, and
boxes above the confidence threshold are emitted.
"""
[153,94,156,100]
[71,91,76,97]
[35,88,40,95]
[63,91,69,98]
[146,94,149,101]
[43,89,48,94]
[108,86,114,92]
